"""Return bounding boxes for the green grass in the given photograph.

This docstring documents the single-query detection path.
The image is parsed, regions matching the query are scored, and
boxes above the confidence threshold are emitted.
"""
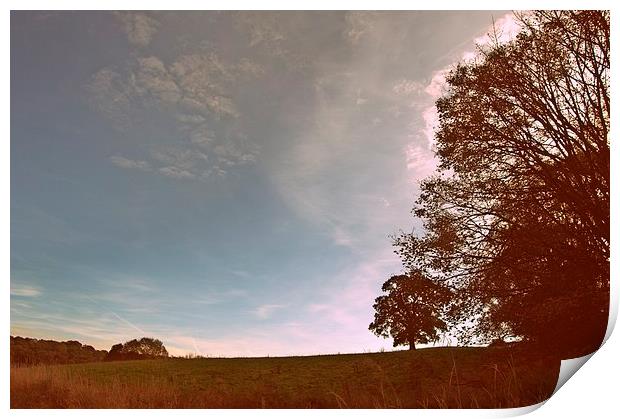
[11,347,560,408]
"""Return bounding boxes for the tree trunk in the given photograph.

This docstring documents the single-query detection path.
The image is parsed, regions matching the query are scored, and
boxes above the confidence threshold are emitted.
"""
[409,341,416,350]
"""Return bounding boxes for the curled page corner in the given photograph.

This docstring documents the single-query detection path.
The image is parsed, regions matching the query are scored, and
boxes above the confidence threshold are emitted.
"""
[549,293,619,396]
[553,352,595,395]
[494,401,547,417]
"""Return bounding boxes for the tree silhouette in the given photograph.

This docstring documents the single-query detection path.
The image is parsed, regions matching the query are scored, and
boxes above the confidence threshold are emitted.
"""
[105,337,168,361]
[393,11,609,358]
[10,336,107,365]
[369,273,452,350]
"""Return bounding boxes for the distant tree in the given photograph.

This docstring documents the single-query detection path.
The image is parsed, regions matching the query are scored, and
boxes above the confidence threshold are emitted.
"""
[124,337,169,358]
[369,273,452,350]
[105,343,124,361]
[105,337,169,361]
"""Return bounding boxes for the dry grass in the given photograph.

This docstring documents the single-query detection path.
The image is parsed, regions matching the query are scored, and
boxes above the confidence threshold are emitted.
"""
[11,365,185,408]
[11,347,560,409]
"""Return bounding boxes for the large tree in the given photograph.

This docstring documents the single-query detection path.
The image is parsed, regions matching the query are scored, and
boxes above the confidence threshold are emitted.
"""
[369,273,452,350]
[394,11,609,357]
[106,337,169,361]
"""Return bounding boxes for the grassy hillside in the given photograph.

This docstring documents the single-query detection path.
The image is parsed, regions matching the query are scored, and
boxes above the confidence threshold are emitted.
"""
[11,346,560,408]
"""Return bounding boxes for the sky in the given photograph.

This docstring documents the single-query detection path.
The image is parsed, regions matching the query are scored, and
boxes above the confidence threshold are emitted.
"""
[10,11,519,357]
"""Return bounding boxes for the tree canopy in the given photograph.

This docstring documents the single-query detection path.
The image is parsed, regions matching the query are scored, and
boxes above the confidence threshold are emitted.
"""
[369,273,452,349]
[10,336,107,366]
[106,337,169,361]
[392,11,609,358]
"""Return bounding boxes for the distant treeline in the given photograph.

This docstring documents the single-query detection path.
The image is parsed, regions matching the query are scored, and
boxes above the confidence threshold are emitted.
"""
[10,336,107,366]
[11,336,170,365]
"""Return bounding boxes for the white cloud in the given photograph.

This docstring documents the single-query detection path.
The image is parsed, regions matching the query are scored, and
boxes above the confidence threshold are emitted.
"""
[269,66,416,254]
[234,12,285,48]
[474,13,522,46]
[11,285,41,297]
[86,68,135,128]
[292,251,403,352]
[151,147,208,171]
[404,12,522,180]
[88,50,261,181]
[404,143,438,181]
[133,56,182,105]
[110,156,151,171]
[392,79,424,96]
[115,12,160,48]
[344,12,376,44]
[424,69,448,99]
[253,304,287,319]
[158,166,197,180]
[170,53,239,118]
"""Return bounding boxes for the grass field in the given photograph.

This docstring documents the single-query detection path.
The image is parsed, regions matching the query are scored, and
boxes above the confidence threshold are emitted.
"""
[11,347,560,409]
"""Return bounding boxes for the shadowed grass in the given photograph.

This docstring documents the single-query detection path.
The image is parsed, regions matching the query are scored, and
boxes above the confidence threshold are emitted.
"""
[11,347,560,408]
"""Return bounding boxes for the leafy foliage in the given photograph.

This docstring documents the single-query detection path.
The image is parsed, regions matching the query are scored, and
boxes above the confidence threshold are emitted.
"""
[10,336,107,366]
[369,273,452,349]
[393,11,609,357]
[106,337,169,361]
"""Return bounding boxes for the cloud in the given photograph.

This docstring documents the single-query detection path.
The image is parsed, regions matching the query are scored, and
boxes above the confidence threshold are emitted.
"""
[155,253,406,357]
[344,12,376,44]
[191,288,248,306]
[110,156,151,171]
[269,54,419,253]
[161,334,293,357]
[133,56,182,105]
[86,68,136,129]
[232,12,310,71]
[424,69,448,99]
[473,13,522,46]
[233,12,286,51]
[11,285,41,297]
[115,12,160,47]
[170,53,239,118]
[151,147,208,171]
[404,143,438,181]
[158,166,196,180]
[235,12,285,48]
[305,252,401,329]
[88,42,262,181]
[392,79,424,96]
[253,304,287,320]
[402,12,522,180]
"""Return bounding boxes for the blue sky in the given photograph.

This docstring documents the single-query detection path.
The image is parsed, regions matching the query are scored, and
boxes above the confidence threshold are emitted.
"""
[10,11,516,356]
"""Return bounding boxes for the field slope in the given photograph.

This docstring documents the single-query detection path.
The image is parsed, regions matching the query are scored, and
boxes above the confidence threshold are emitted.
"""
[11,347,560,408]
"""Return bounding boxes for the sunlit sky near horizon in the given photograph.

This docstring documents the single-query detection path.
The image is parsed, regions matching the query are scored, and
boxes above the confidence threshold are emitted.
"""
[11,11,517,356]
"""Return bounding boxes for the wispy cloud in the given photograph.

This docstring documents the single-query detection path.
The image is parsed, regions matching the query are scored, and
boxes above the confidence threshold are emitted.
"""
[268,21,424,252]
[83,294,149,337]
[473,13,522,47]
[11,285,41,297]
[344,11,376,45]
[191,288,248,306]
[158,166,196,180]
[88,46,262,181]
[405,12,521,178]
[253,304,287,320]
[392,79,424,96]
[110,155,151,171]
[114,12,160,48]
